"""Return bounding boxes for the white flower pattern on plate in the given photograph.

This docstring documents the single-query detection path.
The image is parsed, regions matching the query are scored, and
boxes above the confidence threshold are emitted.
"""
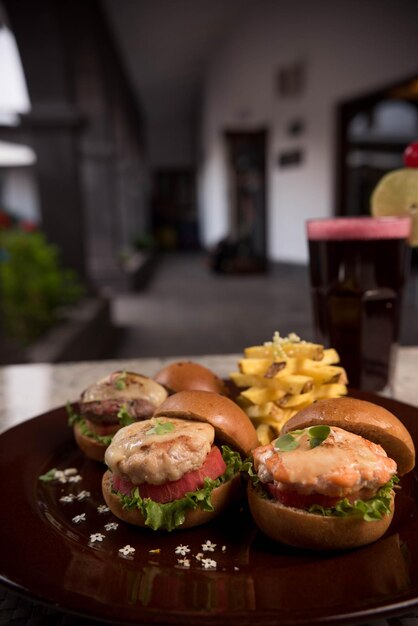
[202,540,216,552]
[119,545,135,556]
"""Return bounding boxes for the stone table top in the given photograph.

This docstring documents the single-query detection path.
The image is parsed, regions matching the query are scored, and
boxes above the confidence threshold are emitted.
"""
[0,348,417,434]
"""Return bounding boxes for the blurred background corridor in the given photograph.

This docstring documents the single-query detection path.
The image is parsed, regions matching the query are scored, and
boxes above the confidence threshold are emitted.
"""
[0,0,418,364]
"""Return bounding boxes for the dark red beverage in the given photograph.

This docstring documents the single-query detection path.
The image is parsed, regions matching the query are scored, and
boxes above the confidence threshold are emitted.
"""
[307,217,411,391]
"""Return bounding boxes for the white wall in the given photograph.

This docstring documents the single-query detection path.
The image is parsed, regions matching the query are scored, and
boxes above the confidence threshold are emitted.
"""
[199,0,418,262]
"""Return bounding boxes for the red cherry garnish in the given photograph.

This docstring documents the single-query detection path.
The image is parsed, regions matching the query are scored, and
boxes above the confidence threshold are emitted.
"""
[404,141,418,168]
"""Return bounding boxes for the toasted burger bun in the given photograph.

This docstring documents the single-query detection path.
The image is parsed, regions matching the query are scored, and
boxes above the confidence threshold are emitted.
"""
[154,389,260,457]
[154,361,226,395]
[73,422,108,463]
[281,397,415,476]
[247,481,395,551]
[247,397,414,550]
[102,469,241,529]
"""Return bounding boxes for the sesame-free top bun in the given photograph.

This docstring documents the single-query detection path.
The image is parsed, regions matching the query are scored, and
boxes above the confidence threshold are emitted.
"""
[281,397,415,476]
[154,390,259,457]
[154,361,226,395]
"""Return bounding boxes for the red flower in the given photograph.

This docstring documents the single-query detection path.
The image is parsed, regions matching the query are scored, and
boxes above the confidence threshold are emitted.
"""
[20,221,38,233]
[0,211,12,229]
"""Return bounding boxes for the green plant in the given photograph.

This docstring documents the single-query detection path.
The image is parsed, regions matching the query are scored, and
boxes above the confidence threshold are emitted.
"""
[133,232,157,251]
[0,229,83,344]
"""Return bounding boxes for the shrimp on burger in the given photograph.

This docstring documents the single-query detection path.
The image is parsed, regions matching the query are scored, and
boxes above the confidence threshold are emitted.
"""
[247,397,415,550]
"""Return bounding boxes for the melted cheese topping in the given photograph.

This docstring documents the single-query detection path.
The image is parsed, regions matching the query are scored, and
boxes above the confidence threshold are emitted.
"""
[105,418,214,485]
[253,426,396,498]
[82,372,167,406]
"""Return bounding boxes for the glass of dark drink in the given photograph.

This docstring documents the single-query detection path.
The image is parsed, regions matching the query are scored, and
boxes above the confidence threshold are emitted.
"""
[307,216,411,392]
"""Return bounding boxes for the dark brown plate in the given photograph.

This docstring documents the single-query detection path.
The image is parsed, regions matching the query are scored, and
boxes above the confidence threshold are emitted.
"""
[1,392,418,625]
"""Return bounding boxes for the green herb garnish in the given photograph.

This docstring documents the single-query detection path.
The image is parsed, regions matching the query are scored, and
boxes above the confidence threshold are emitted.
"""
[307,425,331,449]
[274,433,300,451]
[146,420,175,436]
[114,371,127,390]
[274,425,331,451]
[117,404,135,427]
[39,468,57,482]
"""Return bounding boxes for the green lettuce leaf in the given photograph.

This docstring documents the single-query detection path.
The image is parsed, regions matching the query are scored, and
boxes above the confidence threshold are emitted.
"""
[66,404,114,446]
[117,404,135,427]
[113,445,244,531]
[308,475,399,522]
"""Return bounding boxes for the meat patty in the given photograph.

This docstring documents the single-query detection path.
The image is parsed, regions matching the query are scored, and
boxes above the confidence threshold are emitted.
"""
[253,426,397,499]
[105,417,215,485]
[80,398,156,424]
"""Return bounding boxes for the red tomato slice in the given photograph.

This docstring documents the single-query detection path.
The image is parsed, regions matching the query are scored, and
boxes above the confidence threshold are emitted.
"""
[266,483,341,509]
[113,446,227,503]
[85,419,120,436]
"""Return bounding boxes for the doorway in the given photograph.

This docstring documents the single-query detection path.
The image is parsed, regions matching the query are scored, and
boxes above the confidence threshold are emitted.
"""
[151,168,199,251]
[212,129,267,273]
[335,74,418,218]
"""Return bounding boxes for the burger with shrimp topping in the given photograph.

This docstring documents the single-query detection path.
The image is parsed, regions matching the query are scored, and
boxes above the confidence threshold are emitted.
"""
[247,397,415,550]
[101,390,259,531]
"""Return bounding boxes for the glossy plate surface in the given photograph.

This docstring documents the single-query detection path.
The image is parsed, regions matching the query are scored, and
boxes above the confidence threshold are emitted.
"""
[1,392,418,625]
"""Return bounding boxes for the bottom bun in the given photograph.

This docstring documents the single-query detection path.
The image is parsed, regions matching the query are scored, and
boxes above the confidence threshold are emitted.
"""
[247,482,394,551]
[102,470,241,530]
[73,423,107,463]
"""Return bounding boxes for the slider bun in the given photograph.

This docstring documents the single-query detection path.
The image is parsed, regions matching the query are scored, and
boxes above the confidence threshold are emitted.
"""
[281,397,415,475]
[154,390,259,457]
[247,396,410,550]
[102,469,241,529]
[73,422,106,463]
[154,361,226,395]
[247,481,395,551]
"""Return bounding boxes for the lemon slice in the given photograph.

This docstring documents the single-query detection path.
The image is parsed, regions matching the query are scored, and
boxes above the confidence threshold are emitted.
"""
[371,169,418,246]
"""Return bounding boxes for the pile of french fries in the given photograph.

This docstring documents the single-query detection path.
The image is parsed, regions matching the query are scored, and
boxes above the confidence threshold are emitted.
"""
[230,332,348,445]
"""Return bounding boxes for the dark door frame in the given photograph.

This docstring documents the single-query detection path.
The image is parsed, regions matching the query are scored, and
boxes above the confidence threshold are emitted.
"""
[223,127,268,265]
[334,73,418,216]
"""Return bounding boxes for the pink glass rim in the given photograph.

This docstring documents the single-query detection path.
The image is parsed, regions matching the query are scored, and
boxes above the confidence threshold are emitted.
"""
[306,216,411,241]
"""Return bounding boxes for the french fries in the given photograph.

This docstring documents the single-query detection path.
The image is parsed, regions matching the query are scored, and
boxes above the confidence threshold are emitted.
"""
[230,332,348,445]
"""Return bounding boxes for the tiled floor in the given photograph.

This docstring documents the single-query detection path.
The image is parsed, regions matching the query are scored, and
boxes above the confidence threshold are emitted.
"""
[111,253,418,359]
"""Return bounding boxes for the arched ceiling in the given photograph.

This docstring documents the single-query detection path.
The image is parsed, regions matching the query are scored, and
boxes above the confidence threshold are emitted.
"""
[102,0,252,124]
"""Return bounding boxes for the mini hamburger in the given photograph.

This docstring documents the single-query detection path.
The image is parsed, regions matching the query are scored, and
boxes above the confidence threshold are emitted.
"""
[154,361,226,395]
[247,397,415,550]
[69,371,168,462]
[101,390,259,531]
